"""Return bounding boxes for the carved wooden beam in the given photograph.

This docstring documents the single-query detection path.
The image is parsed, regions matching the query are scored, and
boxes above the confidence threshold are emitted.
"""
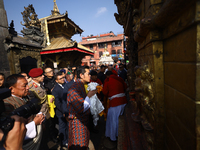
[134,0,196,42]
[152,0,195,28]
[134,17,153,42]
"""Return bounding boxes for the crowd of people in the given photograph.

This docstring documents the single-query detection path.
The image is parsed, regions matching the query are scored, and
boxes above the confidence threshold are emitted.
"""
[0,63,128,150]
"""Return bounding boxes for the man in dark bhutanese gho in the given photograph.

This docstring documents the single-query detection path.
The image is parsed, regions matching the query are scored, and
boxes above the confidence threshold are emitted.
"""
[67,66,97,150]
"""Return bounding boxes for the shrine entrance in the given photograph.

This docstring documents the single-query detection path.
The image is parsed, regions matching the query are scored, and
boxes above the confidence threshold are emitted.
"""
[20,56,37,74]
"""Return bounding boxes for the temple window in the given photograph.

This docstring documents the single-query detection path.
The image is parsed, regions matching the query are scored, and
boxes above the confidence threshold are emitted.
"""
[117,49,122,54]
[99,51,103,57]
[98,43,107,49]
[112,41,122,47]
[89,44,93,50]
[112,50,116,54]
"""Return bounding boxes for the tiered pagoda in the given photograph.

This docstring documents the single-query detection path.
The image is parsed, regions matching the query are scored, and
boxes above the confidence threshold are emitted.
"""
[39,0,93,68]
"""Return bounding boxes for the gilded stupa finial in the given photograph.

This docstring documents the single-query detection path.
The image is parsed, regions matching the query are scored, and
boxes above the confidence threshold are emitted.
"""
[51,0,60,16]
[104,44,107,52]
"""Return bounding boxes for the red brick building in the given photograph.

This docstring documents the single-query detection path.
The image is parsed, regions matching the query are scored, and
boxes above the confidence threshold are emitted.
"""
[79,32,125,66]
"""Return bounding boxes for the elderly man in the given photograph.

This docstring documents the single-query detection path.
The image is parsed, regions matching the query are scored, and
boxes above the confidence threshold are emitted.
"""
[43,67,56,94]
[28,68,58,143]
[28,68,50,118]
[1,74,45,150]
[67,66,97,150]
[43,67,58,138]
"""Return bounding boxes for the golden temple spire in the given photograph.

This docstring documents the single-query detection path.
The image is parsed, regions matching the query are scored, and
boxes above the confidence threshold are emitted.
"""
[51,0,60,16]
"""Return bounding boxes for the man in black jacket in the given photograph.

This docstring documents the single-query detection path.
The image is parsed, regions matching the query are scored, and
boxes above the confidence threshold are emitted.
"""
[52,71,74,148]
[97,65,106,84]
[43,67,58,143]
[118,63,127,81]
[44,67,56,94]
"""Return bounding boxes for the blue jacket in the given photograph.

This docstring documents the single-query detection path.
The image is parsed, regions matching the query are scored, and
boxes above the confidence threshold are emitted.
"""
[52,81,74,117]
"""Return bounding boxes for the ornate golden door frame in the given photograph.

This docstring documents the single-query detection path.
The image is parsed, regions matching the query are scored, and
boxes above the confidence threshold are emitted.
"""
[8,49,42,74]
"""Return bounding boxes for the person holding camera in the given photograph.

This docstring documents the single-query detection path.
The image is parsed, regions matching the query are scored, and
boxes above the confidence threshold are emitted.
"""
[0,115,27,150]
[1,74,45,150]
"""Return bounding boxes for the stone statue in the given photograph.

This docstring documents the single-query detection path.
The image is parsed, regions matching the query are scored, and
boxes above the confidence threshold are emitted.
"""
[20,4,44,45]
[20,4,40,28]
[8,20,17,36]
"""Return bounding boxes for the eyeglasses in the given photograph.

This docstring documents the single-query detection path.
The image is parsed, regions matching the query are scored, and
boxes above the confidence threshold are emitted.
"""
[45,70,53,74]
[84,72,90,76]
[58,77,65,80]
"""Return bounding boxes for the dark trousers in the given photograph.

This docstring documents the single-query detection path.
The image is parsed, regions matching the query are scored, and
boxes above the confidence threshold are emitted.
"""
[48,117,58,138]
[58,116,68,145]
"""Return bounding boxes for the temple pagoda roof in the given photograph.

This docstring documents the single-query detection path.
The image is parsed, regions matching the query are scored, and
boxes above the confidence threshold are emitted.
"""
[41,36,93,55]
[39,0,83,35]
[39,13,83,35]
[39,0,93,56]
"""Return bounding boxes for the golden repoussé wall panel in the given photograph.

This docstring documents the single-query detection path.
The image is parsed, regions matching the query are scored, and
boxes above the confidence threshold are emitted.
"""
[164,25,197,149]
[164,25,197,62]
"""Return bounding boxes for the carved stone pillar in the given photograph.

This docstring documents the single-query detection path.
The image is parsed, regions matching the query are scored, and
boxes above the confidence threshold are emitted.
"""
[0,0,10,76]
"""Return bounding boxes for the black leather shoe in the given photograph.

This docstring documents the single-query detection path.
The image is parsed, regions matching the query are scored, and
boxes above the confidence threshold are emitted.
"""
[51,136,59,143]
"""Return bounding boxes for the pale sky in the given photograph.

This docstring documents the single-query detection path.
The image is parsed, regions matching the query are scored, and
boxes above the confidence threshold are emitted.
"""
[3,0,123,42]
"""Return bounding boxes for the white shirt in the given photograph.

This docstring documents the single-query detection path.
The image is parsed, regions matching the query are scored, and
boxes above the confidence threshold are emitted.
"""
[83,96,90,112]
[58,83,64,89]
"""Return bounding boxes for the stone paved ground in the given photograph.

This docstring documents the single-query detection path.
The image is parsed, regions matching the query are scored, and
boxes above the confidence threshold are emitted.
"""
[40,90,131,150]
[41,115,118,150]
[90,116,117,150]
